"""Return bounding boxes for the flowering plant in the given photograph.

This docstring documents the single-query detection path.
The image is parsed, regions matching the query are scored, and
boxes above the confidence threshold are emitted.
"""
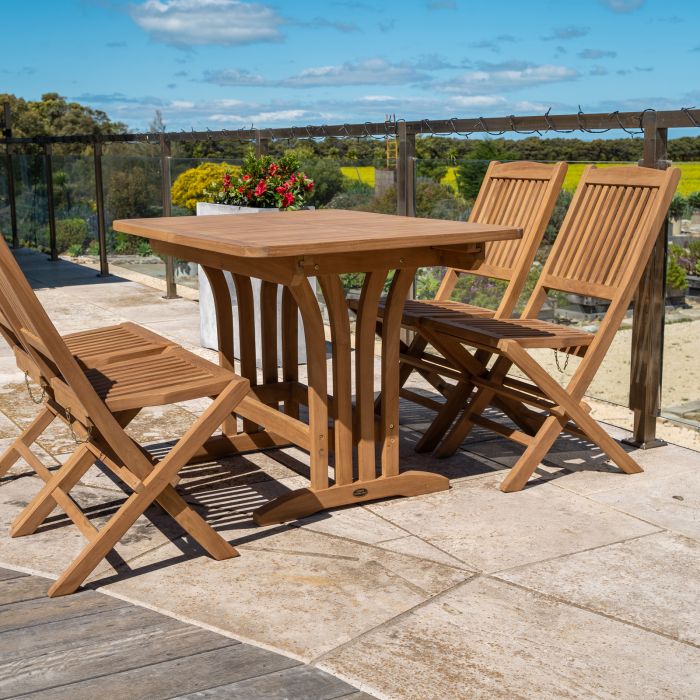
[206,152,313,210]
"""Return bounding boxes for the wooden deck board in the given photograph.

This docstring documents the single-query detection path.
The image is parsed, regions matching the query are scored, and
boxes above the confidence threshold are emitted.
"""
[0,570,371,699]
[172,665,359,699]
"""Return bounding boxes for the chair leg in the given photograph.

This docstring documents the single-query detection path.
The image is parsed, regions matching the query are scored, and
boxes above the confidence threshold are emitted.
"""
[563,403,643,476]
[0,407,56,478]
[415,379,474,453]
[434,384,496,457]
[47,380,248,597]
[499,415,566,492]
[11,445,96,537]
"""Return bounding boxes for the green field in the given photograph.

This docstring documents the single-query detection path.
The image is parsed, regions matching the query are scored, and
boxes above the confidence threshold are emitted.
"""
[341,162,700,195]
[340,166,375,187]
[441,162,700,196]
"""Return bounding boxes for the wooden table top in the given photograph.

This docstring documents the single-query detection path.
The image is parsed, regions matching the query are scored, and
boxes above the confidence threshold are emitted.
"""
[113,209,521,258]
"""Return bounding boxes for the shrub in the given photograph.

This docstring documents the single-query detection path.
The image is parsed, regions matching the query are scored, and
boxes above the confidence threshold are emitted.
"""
[87,240,100,256]
[687,191,700,212]
[456,140,514,201]
[66,243,82,257]
[669,194,689,220]
[171,162,238,212]
[328,181,374,210]
[544,190,573,244]
[301,159,345,207]
[55,218,88,253]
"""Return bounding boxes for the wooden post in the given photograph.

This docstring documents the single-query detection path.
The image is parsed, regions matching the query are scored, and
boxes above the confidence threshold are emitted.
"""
[3,103,19,248]
[626,124,669,448]
[92,141,109,277]
[255,130,269,157]
[160,135,178,299]
[43,143,58,261]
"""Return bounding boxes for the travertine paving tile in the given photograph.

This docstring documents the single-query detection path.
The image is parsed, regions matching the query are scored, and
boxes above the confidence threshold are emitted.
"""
[591,468,700,540]
[0,475,184,581]
[320,576,700,700]
[497,530,700,645]
[366,472,659,572]
[104,527,471,659]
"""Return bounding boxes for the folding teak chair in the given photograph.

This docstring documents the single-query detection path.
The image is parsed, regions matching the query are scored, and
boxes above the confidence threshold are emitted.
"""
[419,165,680,491]
[0,239,249,596]
[349,161,566,448]
[0,303,175,481]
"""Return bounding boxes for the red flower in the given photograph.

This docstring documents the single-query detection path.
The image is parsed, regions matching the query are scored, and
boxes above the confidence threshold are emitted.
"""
[242,174,251,181]
[222,173,232,190]
[269,163,278,176]
[282,192,295,208]
[275,185,287,194]
[306,180,314,190]
[238,186,245,193]
[289,174,296,184]
[254,179,267,197]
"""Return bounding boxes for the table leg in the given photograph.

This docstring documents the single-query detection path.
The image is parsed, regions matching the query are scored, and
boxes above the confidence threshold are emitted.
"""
[318,275,353,485]
[380,268,418,475]
[253,270,449,526]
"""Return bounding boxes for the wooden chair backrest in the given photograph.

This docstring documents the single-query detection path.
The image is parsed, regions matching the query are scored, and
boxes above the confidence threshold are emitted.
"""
[438,160,567,315]
[527,165,680,310]
[0,238,147,467]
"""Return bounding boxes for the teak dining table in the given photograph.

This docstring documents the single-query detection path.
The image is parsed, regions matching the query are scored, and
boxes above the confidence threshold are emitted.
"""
[113,210,521,524]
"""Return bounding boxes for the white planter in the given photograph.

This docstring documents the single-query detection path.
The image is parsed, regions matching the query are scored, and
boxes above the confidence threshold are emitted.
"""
[196,202,313,366]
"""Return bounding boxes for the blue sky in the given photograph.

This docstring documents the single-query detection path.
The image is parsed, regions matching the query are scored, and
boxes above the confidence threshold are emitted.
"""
[3,0,698,133]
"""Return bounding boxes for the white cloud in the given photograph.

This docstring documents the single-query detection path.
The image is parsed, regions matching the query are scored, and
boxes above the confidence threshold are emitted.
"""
[281,59,429,87]
[209,109,309,123]
[436,64,578,94]
[542,25,590,41]
[203,68,268,86]
[129,0,283,47]
[600,0,644,12]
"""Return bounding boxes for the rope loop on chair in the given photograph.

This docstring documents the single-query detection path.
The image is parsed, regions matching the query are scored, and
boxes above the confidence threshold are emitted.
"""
[24,372,46,404]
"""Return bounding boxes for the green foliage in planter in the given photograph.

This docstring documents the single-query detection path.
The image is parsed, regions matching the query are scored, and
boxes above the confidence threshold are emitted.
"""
[668,194,689,220]
[171,162,238,212]
[667,244,688,291]
[55,218,88,253]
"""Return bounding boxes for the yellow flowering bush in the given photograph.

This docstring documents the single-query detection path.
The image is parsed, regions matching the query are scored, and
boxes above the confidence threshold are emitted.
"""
[171,162,239,212]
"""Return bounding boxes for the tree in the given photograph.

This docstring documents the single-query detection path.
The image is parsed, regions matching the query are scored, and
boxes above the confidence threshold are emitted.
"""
[0,93,125,146]
[149,109,166,133]
[456,139,514,201]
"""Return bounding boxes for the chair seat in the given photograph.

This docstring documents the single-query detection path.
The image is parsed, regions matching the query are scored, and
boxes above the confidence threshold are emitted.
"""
[64,322,173,365]
[84,347,239,412]
[347,297,495,328]
[420,316,595,351]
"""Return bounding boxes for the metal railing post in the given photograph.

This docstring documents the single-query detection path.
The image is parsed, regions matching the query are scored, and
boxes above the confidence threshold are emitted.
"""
[3,103,19,248]
[396,122,417,341]
[43,143,58,261]
[160,135,178,299]
[626,123,669,448]
[396,122,415,217]
[92,141,109,276]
